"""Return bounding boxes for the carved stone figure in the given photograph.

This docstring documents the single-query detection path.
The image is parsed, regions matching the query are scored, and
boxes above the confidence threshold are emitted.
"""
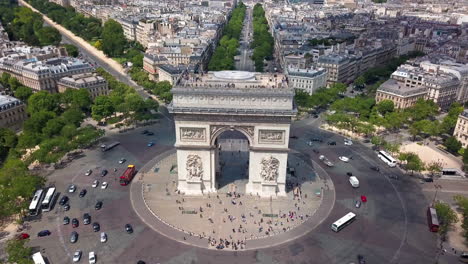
[186,154,203,181]
[180,128,205,141]
[260,156,280,182]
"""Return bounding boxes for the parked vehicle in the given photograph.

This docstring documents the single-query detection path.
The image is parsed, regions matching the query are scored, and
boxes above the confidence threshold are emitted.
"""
[119,158,126,164]
[17,233,30,240]
[92,180,99,188]
[38,230,51,237]
[346,172,353,176]
[327,141,336,145]
[63,216,70,225]
[355,200,361,208]
[89,251,96,264]
[100,232,107,243]
[72,250,82,262]
[68,184,76,193]
[72,218,79,228]
[95,201,103,210]
[125,224,133,234]
[85,169,92,176]
[59,196,69,206]
[339,156,350,162]
[360,195,367,202]
[370,166,380,172]
[79,189,87,198]
[101,169,108,177]
[83,213,91,225]
[70,231,78,243]
[101,182,108,189]
[93,222,100,232]
[63,204,70,211]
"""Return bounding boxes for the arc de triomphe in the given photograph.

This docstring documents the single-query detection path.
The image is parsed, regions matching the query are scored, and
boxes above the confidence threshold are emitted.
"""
[168,71,296,197]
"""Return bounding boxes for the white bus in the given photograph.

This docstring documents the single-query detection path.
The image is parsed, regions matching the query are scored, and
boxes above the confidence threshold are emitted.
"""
[41,187,56,212]
[28,189,44,216]
[32,252,46,264]
[377,150,397,167]
[331,212,356,232]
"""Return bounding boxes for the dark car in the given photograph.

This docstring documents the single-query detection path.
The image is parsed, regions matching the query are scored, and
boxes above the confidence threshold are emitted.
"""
[95,201,103,210]
[59,196,69,206]
[423,177,434,182]
[289,135,298,139]
[83,213,91,225]
[312,149,319,154]
[346,172,353,176]
[327,141,336,145]
[137,261,146,264]
[310,138,322,142]
[93,222,100,232]
[63,204,70,211]
[141,130,149,135]
[363,139,371,143]
[313,114,319,118]
[125,224,133,234]
[370,166,380,172]
[63,216,70,225]
[357,254,366,264]
[79,189,87,198]
[37,230,51,237]
[72,218,79,228]
[101,169,108,177]
[146,132,154,136]
[70,231,78,243]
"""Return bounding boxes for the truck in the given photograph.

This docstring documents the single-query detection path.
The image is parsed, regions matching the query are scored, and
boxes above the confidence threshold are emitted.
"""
[120,165,136,186]
[100,142,120,152]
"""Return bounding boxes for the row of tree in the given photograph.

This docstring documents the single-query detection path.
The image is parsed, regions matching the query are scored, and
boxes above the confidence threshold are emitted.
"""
[294,83,347,109]
[208,2,246,71]
[434,195,468,242]
[251,3,274,72]
[0,4,61,47]
[128,67,172,103]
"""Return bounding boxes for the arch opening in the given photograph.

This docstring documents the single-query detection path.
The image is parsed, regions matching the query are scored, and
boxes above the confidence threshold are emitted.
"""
[214,130,250,194]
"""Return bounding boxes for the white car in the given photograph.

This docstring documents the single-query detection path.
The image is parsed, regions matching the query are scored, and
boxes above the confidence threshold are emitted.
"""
[119,158,126,164]
[68,184,77,193]
[92,180,99,188]
[101,182,108,189]
[72,250,82,262]
[100,232,107,243]
[85,169,92,176]
[349,176,360,188]
[339,156,350,162]
[89,251,96,264]
[344,140,353,146]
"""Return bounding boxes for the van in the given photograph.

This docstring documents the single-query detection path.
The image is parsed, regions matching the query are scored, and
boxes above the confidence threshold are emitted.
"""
[349,176,359,188]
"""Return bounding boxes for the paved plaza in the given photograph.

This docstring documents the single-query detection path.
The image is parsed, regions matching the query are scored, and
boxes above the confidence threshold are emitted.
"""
[140,138,325,250]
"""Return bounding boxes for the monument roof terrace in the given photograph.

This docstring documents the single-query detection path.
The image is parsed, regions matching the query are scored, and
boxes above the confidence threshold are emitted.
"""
[177,71,290,91]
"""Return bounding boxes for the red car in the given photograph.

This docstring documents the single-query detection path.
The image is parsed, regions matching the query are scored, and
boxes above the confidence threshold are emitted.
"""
[17,233,30,240]
[361,195,367,202]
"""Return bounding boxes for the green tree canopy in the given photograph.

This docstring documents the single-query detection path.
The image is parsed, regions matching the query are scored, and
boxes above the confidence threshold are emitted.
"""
[101,19,126,57]
[36,26,61,46]
[91,96,114,121]
[63,44,79,57]
[5,238,33,264]
[435,201,458,236]
[444,136,462,154]
[27,91,60,114]
[399,152,424,175]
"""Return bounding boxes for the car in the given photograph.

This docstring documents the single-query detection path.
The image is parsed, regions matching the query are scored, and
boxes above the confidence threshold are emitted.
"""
[59,196,69,206]
[370,166,380,172]
[147,142,155,147]
[63,216,70,225]
[92,180,99,188]
[344,140,353,146]
[17,233,30,240]
[355,200,361,208]
[95,201,103,210]
[119,158,126,164]
[89,251,96,264]
[313,114,319,118]
[73,250,82,263]
[349,176,360,188]
[388,174,399,180]
[141,130,149,135]
[460,252,468,263]
[93,222,100,232]
[70,231,78,243]
[346,172,353,176]
[68,184,77,193]
[357,254,366,264]
[137,261,146,264]
[83,213,91,225]
[125,224,133,234]
[423,177,434,182]
[37,230,51,237]
[72,218,79,228]
[101,182,108,189]
[100,232,107,243]
[327,141,336,145]
[339,156,350,162]
[79,189,87,198]
[361,195,367,202]
[310,138,323,142]
[289,135,298,139]
[85,169,92,176]
[146,132,154,136]
[101,169,108,177]
[63,204,70,211]
[363,139,371,143]
[312,149,319,154]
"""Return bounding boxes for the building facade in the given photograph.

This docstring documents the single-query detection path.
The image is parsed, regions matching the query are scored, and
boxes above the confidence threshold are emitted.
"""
[57,73,108,100]
[454,110,468,148]
[287,66,327,95]
[0,95,27,131]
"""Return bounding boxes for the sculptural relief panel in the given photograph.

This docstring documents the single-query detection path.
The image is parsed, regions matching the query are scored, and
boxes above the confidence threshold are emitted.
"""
[186,154,203,181]
[258,129,285,144]
[180,127,206,142]
[260,156,280,182]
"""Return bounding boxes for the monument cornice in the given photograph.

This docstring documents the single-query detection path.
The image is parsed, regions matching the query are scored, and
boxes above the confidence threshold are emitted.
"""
[172,113,293,123]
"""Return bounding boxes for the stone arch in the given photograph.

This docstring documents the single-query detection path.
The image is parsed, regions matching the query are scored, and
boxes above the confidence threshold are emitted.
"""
[210,125,254,147]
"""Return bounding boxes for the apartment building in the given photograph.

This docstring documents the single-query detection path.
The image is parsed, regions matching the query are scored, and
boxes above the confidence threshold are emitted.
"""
[0,94,27,131]
[317,54,358,85]
[0,56,93,93]
[136,20,157,48]
[454,109,468,148]
[375,78,428,109]
[57,73,108,100]
[156,64,186,85]
[287,66,328,95]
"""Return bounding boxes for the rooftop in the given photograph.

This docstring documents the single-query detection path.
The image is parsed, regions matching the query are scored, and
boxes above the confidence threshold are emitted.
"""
[377,79,427,97]
[0,94,23,112]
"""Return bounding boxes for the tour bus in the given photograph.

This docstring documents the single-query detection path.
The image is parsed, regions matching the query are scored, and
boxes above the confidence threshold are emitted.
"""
[331,212,356,232]
[427,207,440,232]
[32,252,46,264]
[377,150,397,167]
[41,187,56,212]
[28,189,44,216]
